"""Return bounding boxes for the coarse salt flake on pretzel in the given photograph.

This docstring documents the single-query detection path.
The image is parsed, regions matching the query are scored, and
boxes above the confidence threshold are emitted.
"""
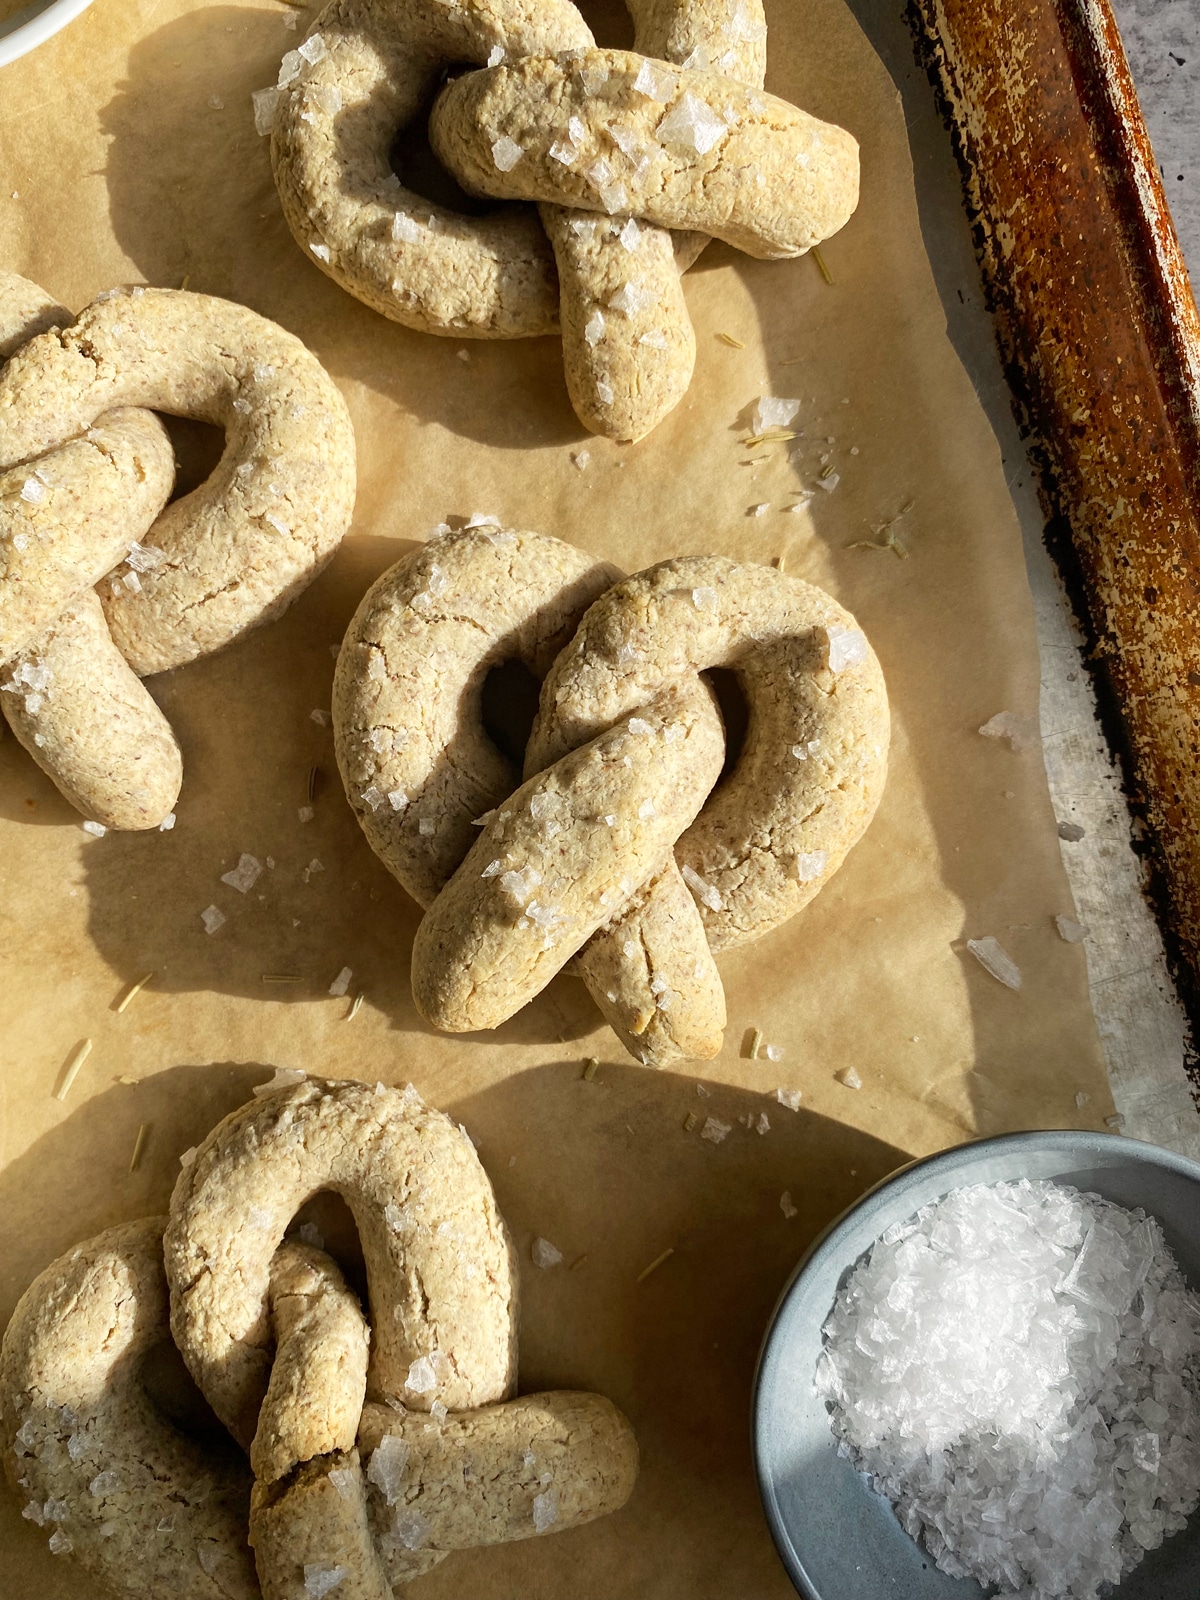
[333,529,888,1067]
[0,279,356,828]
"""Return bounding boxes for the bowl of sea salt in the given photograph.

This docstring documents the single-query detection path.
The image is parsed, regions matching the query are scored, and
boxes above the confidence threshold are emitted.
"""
[753,1131,1200,1600]
[0,0,93,69]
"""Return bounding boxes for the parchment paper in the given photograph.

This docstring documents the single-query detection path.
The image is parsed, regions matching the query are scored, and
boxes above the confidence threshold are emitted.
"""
[0,0,1117,1593]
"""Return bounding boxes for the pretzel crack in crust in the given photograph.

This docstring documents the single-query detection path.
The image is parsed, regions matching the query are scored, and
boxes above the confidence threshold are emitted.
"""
[0,272,356,828]
[0,1077,639,1597]
[264,0,855,441]
[333,528,889,1066]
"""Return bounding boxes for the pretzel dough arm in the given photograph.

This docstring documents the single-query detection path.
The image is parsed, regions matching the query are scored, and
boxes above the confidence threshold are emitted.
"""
[626,0,767,83]
[0,1220,259,1600]
[251,1243,370,1486]
[251,1452,394,1600]
[411,682,724,1033]
[430,50,858,259]
[539,204,695,443]
[2,591,182,828]
[577,854,725,1064]
[358,1391,638,1560]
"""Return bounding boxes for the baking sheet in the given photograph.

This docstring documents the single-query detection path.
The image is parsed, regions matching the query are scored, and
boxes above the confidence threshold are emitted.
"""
[0,0,1116,1593]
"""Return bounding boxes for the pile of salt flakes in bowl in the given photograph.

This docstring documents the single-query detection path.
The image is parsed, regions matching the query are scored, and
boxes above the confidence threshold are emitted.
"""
[817,1179,1200,1599]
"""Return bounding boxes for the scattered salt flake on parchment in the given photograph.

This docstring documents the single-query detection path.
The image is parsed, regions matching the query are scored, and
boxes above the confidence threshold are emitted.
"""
[532,1236,563,1268]
[82,820,107,838]
[836,1066,862,1090]
[1055,914,1089,943]
[979,710,1038,752]
[776,1087,802,1111]
[221,853,262,893]
[701,1116,731,1144]
[754,396,800,431]
[780,1191,798,1218]
[329,966,353,997]
[252,1067,306,1097]
[201,905,225,934]
[966,935,1022,990]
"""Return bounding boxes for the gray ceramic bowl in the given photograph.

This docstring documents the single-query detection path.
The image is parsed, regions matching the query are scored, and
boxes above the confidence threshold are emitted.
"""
[753,1130,1200,1600]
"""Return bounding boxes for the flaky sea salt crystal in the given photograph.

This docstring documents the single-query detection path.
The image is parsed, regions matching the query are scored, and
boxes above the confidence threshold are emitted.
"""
[750,502,769,517]
[836,1066,862,1089]
[392,1508,431,1550]
[825,625,868,673]
[638,799,656,820]
[201,905,225,934]
[418,816,437,837]
[48,1529,72,1556]
[297,32,327,63]
[657,93,727,155]
[122,569,143,594]
[628,717,653,736]
[780,1190,798,1218]
[367,1435,410,1503]
[19,476,46,505]
[608,281,657,316]
[638,329,668,350]
[486,43,505,65]
[795,850,827,883]
[701,1116,731,1144]
[392,210,422,243]
[1056,914,1089,943]
[682,863,722,912]
[248,1068,302,1094]
[405,1356,438,1395]
[584,310,605,346]
[197,1542,222,1575]
[549,139,577,165]
[67,1432,86,1461]
[572,449,590,470]
[329,966,352,997]
[126,540,166,571]
[252,86,282,135]
[82,820,107,838]
[595,379,614,405]
[310,82,341,114]
[578,60,608,94]
[979,709,1038,752]
[681,42,710,68]
[500,865,541,905]
[491,135,524,172]
[819,472,841,494]
[532,1236,563,1268]
[304,1562,348,1597]
[633,58,676,101]
[618,217,641,251]
[179,1146,198,1167]
[22,1500,44,1525]
[765,1044,784,1062]
[966,935,1022,990]
[533,1488,559,1531]
[221,852,263,893]
[328,1466,357,1500]
[776,1087,802,1110]
[361,786,384,811]
[754,396,800,431]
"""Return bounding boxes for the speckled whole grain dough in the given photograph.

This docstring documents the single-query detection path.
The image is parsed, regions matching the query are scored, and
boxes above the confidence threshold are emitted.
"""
[0,1218,259,1600]
[333,525,621,909]
[529,556,891,950]
[3,591,183,829]
[411,680,724,1034]
[270,0,594,338]
[250,1242,370,1486]
[430,48,860,258]
[357,1391,639,1575]
[537,0,766,442]
[165,1078,518,1452]
[0,285,357,675]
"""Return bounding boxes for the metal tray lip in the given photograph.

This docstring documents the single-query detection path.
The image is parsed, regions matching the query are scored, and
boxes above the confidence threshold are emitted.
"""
[750,1127,1200,1599]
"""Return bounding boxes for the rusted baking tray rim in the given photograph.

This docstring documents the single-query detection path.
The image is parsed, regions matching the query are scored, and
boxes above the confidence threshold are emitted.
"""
[909,0,1200,1038]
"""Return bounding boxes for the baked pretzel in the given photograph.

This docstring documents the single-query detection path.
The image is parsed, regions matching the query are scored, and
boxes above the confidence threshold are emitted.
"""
[262,0,854,441]
[1,1077,638,1598]
[334,528,889,1065]
[0,277,357,828]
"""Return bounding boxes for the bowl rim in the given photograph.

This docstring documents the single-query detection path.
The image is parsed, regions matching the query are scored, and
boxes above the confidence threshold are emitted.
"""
[0,0,93,70]
[751,1127,1200,1600]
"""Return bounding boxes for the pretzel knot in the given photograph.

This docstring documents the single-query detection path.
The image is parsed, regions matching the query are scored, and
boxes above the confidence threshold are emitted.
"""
[0,273,355,829]
[333,528,890,1067]
[0,1077,638,1600]
[265,0,857,442]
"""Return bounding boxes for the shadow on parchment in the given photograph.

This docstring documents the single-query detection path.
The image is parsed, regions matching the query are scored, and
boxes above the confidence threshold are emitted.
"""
[0,1058,907,1599]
